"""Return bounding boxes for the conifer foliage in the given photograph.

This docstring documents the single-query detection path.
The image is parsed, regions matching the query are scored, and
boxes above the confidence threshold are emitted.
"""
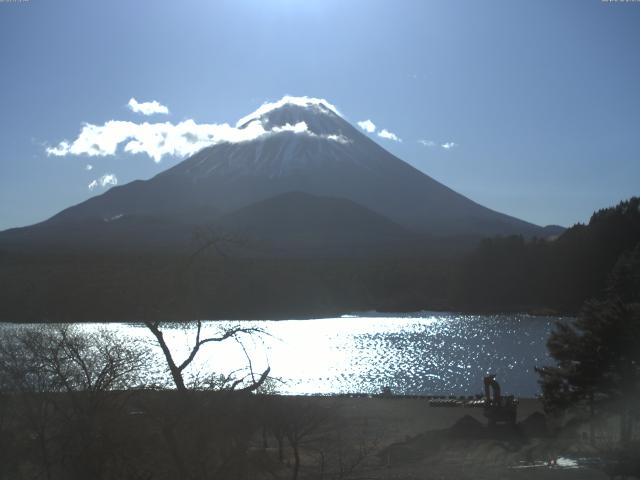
[537,243,640,443]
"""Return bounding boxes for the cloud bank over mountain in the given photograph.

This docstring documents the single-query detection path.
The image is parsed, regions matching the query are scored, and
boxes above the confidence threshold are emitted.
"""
[235,95,341,127]
[46,97,350,163]
[45,95,456,168]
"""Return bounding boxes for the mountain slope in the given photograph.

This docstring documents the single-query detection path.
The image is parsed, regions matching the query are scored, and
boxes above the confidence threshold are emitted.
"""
[215,191,419,256]
[1,97,557,253]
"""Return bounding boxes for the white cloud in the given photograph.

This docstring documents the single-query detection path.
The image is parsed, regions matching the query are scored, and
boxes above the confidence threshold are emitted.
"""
[47,118,350,163]
[271,121,309,134]
[419,139,458,149]
[47,141,71,156]
[100,173,118,187]
[47,96,354,163]
[358,119,402,142]
[236,95,340,127]
[270,121,350,143]
[377,129,401,142]
[85,164,93,170]
[325,134,351,144]
[127,97,169,116]
[88,173,118,190]
[357,119,376,133]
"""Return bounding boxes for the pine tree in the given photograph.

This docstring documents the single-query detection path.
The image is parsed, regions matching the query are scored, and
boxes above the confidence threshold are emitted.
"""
[536,243,640,444]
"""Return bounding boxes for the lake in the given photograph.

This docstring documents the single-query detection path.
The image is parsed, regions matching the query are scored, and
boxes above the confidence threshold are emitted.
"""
[2,312,566,397]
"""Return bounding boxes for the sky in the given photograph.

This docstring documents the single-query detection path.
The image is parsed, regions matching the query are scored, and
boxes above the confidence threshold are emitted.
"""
[0,0,639,231]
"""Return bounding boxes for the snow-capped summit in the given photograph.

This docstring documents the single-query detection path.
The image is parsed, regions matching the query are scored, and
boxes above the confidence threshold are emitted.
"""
[236,97,350,142]
[236,96,341,128]
[165,97,361,181]
[244,103,346,138]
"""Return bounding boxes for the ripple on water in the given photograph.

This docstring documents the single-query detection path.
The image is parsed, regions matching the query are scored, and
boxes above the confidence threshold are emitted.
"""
[0,313,563,396]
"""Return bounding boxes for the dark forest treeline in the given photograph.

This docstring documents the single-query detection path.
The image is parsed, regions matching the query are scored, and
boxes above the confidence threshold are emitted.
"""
[455,197,640,313]
[0,252,454,322]
[0,198,638,322]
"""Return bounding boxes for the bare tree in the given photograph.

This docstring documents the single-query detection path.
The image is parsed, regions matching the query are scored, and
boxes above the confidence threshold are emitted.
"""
[144,319,270,392]
[285,402,329,480]
[262,397,332,480]
[0,325,150,480]
[137,233,273,479]
[144,233,270,393]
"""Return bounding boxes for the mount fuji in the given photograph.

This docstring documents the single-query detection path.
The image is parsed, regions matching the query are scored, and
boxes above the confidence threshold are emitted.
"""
[0,97,561,255]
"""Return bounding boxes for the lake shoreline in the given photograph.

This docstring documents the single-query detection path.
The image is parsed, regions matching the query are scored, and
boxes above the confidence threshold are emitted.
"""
[0,308,574,325]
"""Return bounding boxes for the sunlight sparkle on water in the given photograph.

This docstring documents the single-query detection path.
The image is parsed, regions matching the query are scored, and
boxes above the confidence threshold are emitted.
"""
[2,312,561,396]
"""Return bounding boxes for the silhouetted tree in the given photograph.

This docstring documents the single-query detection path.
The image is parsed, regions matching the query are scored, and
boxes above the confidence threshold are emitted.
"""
[143,233,270,392]
[537,243,640,444]
[0,325,149,479]
[143,320,270,392]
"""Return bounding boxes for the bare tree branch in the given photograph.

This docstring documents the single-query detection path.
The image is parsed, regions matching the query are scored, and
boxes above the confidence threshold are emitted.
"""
[145,319,267,392]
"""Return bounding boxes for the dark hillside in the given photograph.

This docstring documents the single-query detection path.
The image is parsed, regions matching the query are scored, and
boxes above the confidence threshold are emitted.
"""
[455,197,640,313]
